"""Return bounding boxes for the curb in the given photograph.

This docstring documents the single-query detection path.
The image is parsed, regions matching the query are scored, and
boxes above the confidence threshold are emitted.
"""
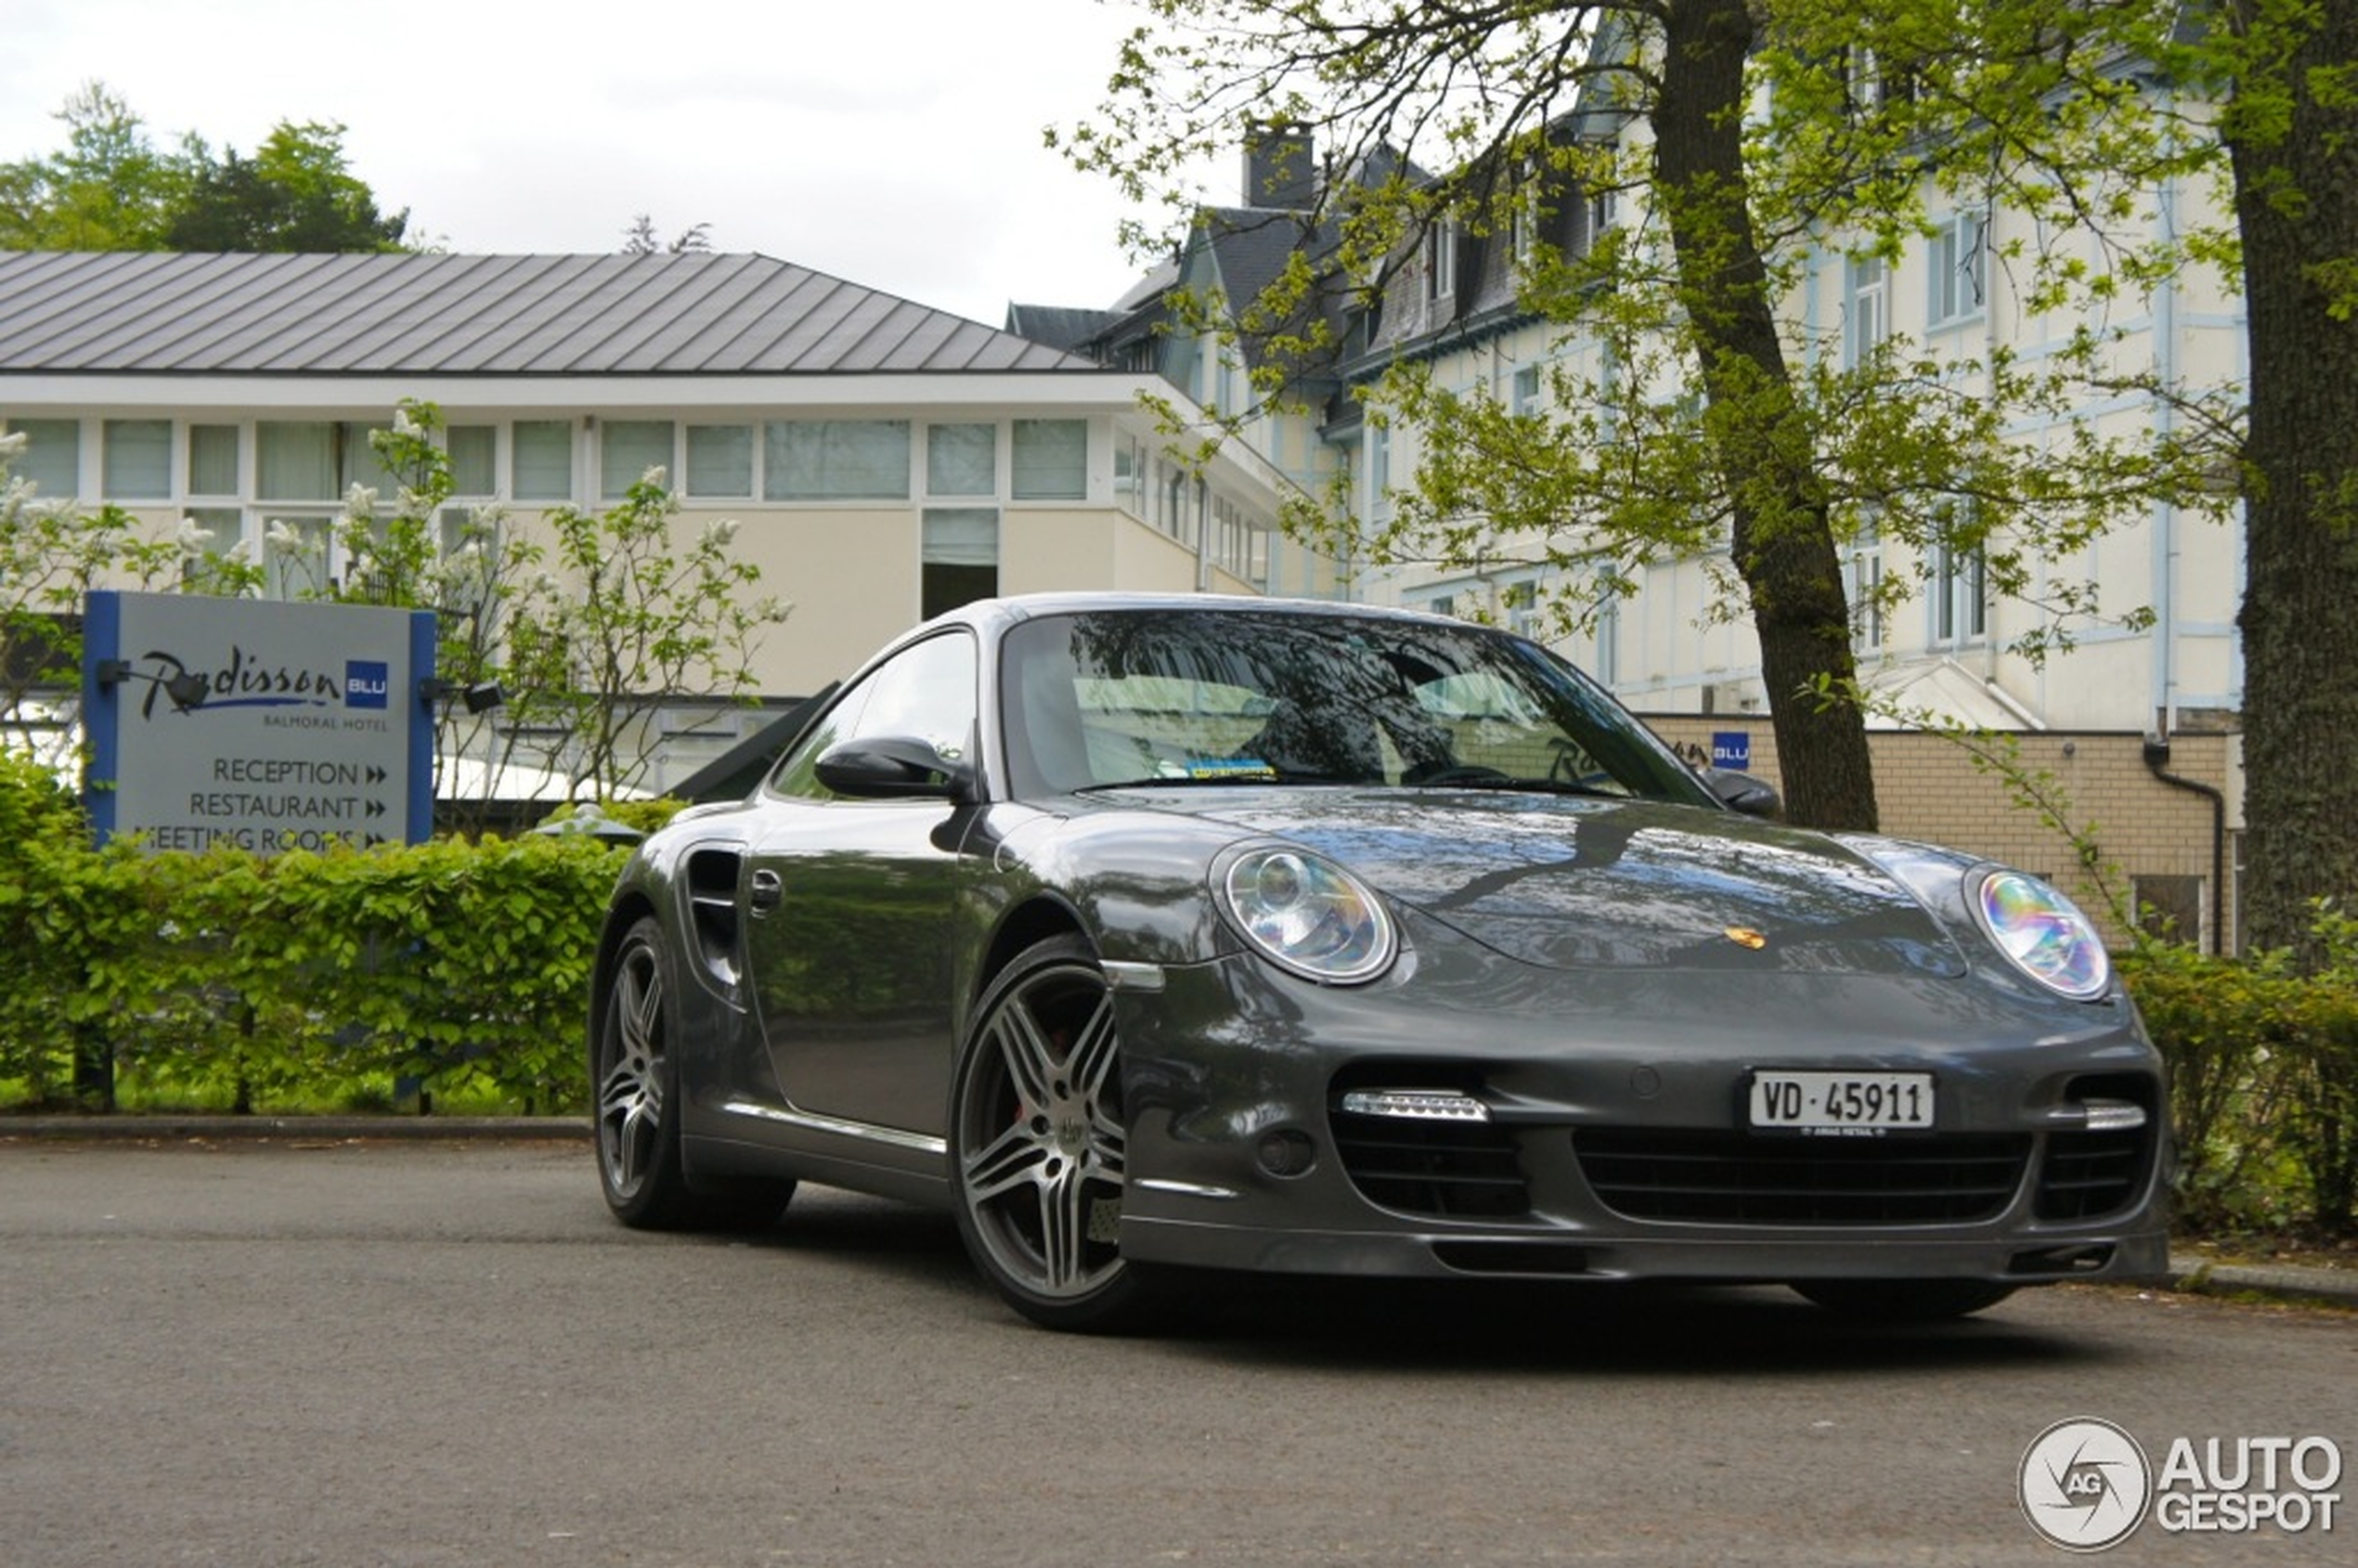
[0,1114,589,1141]
[2165,1253,2358,1310]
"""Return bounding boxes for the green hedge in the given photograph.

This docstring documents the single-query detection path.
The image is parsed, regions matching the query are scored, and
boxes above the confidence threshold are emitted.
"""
[2122,927,2358,1239]
[5,751,2354,1237]
[0,749,636,1114]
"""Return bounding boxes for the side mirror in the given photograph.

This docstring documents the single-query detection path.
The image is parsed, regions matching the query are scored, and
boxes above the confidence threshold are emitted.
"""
[1704,767,1781,818]
[814,735,973,801]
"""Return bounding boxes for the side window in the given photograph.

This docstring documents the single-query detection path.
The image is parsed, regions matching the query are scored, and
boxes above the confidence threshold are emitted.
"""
[767,632,978,800]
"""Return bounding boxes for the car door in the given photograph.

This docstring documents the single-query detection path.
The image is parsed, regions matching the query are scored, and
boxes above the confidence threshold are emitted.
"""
[743,629,978,1136]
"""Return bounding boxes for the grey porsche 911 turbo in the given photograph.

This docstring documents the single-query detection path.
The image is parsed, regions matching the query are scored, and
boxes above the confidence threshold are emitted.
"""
[590,593,2170,1330]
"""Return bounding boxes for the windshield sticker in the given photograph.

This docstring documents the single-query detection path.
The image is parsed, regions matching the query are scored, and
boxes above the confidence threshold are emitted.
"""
[1185,758,1278,781]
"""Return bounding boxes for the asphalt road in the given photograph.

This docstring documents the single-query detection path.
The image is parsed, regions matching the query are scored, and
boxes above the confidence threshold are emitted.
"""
[1,1137,2351,1567]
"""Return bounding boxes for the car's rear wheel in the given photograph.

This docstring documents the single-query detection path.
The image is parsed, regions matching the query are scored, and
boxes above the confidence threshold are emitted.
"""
[949,935,1162,1331]
[594,915,792,1231]
[1791,1278,2017,1322]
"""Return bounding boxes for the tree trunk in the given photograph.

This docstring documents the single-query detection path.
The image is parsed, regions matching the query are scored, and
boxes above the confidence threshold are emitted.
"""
[1652,0,1879,830]
[2226,0,2358,960]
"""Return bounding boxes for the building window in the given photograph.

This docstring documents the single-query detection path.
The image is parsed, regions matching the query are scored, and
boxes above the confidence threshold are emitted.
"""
[682,424,751,499]
[6,418,80,499]
[1928,213,1985,327]
[921,508,998,620]
[257,422,336,501]
[1368,422,1393,523]
[927,422,997,497]
[1113,434,1149,518]
[1512,364,1543,417]
[100,419,172,499]
[1423,220,1458,301]
[601,421,674,499]
[512,421,574,501]
[1848,526,1885,651]
[188,424,240,497]
[1509,164,1544,272]
[1163,467,1193,544]
[1504,579,1541,637]
[764,420,911,500]
[1011,419,1086,500]
[256,421,396,503]
[1205,493,1268,584]
[1933,541,1989,644]
[2134,874,2205,947]
[1845,254,1890,369]
[447,425,498,497]
[1846,47,1913,116]
[332,422,396,499]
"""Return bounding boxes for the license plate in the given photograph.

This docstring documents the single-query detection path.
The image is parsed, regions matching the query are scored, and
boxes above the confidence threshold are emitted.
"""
[1749,1070,1935,1134]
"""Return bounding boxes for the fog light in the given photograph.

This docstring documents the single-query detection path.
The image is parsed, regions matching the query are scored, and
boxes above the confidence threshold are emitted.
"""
[2078,1099,2147,1133]
[1339,1088,1492,1122]
[1256,1128,1317,1177]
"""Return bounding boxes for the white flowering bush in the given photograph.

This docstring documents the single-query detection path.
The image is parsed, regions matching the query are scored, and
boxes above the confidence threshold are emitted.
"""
[1,434,193,755]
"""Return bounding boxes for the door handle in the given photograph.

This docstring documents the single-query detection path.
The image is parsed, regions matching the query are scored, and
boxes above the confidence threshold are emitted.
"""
[748,869,784,915]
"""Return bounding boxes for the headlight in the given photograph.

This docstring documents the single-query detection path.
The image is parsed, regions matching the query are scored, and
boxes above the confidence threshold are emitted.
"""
[1222,847,1395,984]
[1972,868,2110,1000]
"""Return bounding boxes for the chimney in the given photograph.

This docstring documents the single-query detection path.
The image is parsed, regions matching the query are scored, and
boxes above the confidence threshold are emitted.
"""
[1241,121,1316,209]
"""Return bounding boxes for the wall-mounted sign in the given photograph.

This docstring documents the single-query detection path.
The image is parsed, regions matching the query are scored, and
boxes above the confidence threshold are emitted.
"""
[83,590,435,851]
[1711,730,1752,771]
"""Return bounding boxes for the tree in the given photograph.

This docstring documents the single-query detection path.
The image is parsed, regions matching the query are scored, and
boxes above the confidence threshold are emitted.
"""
[0,85,409,254]
[320,401,788,811]
[621,215,714,254]
[2187,2,2358,959]
[0,83,186,249]
[1063,2,2228,829]
[165,122,408,253]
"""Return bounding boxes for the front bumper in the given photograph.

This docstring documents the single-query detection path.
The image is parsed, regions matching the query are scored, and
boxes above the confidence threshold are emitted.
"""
[1110,929,2173,1287]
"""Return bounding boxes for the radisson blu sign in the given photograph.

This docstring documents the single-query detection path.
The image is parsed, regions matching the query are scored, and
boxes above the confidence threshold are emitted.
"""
[83,590,436,852]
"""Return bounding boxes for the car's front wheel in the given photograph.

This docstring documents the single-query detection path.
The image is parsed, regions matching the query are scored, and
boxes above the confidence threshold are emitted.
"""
[593,915,793,1231]
[948,935,1163,1331]
[1790,1278,2017,1322]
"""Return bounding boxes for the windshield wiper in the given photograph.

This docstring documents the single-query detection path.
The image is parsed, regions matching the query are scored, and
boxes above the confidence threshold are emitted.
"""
[1073,772,1292,793]
[1406,772,1626,799]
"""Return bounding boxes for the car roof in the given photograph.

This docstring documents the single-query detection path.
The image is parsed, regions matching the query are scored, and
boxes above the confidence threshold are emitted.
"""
[937,591,1477,639]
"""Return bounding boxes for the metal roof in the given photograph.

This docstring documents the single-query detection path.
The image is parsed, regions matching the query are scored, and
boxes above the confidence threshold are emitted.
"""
[0,251,1097,377]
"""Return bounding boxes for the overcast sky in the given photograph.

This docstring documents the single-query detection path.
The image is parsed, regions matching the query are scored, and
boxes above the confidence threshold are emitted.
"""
[0,0,1190,327]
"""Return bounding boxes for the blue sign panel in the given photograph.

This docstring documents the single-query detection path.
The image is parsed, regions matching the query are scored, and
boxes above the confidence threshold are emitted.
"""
[1711,730,1752,771]
[344,660,391,709]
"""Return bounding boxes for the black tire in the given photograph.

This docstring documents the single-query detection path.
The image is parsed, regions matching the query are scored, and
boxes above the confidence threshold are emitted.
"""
[948,935,1164,1331]
[592,915,792,1232]
[1790,1278,2017,1322]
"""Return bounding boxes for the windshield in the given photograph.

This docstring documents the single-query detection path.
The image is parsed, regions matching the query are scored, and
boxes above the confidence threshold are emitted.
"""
[998,607,1716,807]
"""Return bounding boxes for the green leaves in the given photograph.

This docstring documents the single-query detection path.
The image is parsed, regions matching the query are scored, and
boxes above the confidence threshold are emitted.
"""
[0,85,408,253]
[0,775,642,1114]
[2121,905,2358,1238]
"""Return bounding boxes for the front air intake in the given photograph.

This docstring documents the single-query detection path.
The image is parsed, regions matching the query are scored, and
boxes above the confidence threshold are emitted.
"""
[1575,1129,2030,1225]
[1329,1083,1530,1220]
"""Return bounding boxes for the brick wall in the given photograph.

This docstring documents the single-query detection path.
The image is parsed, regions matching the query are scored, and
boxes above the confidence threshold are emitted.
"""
[1643,717,2237,952]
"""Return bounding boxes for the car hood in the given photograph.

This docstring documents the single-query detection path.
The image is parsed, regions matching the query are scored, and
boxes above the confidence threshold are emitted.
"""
[1102,787,1968,976]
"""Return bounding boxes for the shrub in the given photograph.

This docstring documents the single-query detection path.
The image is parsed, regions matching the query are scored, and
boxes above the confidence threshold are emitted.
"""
[2120,907,2358,1238]
[0,754,631,1114]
